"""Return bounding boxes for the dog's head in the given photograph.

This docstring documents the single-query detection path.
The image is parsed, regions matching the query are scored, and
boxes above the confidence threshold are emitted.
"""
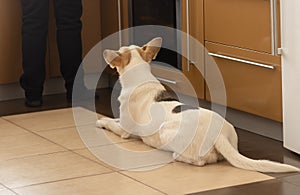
[103,37,162,75]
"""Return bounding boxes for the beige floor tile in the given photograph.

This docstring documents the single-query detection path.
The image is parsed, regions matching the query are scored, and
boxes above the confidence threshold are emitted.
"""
[0,189,16,195]
[73,140,155,171]
[0,133,65,161]
[96,128,140,145]
[0,151,112,189]
[14,173,164,195]
[37,125,137,150]
[122,161,274,195]
[116,140,155,151]
[80,140,172,171]
[37,127,86,150]
[0,118,28,137]
[73,148,114,169]
[3,107,97,132]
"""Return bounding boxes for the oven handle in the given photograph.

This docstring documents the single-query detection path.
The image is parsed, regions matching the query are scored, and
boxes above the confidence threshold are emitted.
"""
[156,77,177,85]
[208,52,275,70]
[270,0,279,56]
[117,0,122,47]
[186,0,190,72]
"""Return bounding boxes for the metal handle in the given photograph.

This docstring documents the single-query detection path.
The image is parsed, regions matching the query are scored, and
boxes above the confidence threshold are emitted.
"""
[208,52,275,70]
[189,60,195,66]
[117,0,122,47]
[270,0,279,56]
[186,0,190,72]
[156,77,177,85]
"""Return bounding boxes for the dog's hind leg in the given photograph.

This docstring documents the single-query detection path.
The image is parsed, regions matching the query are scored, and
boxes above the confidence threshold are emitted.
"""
[96,118,131,139]
[173,153,206,166]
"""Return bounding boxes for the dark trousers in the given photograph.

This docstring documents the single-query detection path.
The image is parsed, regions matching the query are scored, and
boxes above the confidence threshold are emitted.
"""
[20,0,82,100]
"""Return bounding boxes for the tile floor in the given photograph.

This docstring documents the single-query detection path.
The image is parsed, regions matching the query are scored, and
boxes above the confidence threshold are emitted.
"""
[0,88,300,195]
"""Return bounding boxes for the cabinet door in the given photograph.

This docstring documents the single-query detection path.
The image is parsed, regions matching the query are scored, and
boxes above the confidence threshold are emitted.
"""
[205,42,282,121]
[182,0,205,99]
[204,0,273,53]
[0,0,23,84]
[49,0,102,77]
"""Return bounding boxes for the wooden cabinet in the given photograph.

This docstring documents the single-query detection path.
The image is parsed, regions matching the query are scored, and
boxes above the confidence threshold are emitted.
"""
[204,0,282,121]
[205,42,282,121]
[181,0,205,99]
[99,0,129,39]
[84,0,283,121]
[0,0,23,84]
[205,0,273,53]
[100,0,121,39]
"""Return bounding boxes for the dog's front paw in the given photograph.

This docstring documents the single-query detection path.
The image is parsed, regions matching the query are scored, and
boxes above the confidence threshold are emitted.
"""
[121,132,131,139]
[96,119,107,129]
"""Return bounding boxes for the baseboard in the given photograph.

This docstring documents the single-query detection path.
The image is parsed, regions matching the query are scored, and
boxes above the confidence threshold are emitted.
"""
[197,100,283,141]
[225,107,283,141]
[0,73,110,101]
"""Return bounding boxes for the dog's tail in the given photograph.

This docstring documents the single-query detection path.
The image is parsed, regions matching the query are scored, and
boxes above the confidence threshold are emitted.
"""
[215,134,300,173]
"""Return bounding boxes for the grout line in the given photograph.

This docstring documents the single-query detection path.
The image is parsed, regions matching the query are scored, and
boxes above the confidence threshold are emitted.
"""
[30,125,78,132]
[1,118,40,135]
[118,171,168,195]
[11,172,114,190]
[1,106,73,118]
[2,116,141,164]
[0,119,82,163]
[2,116,142,172]
[71,149,118,172]
[27,125,80,133]
[1,115,77,133]
[1,119,72,148]
[0,183,19,195]
[2,110,105,133]
[0,150,69,163]
[114,161,176,194]
[70,138,148,170]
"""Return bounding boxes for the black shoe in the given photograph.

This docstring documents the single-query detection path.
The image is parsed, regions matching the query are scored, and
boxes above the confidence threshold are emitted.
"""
[25,99,43,107]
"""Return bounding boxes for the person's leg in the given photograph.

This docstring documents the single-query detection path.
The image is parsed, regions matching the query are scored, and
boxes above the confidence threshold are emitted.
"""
[20,0,49,105]
[53,0,83,100]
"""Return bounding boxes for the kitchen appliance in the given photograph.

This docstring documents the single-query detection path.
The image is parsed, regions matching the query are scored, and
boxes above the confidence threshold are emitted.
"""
[127,0,182,69]
[281,0,300,154]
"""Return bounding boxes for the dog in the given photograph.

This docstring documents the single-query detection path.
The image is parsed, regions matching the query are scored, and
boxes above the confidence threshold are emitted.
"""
[96,37,300,173]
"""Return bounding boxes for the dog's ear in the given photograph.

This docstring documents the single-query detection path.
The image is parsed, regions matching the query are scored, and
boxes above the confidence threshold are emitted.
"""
[103,49,131,69]
[103,49,121,68]
[140,37,162,62]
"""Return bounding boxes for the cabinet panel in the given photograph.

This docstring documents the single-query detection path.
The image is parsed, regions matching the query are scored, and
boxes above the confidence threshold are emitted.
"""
[205,42,282,121]
[100,0,120,38]
[182,0,205,99]
[0,0,23,84]
[204,0,272,53]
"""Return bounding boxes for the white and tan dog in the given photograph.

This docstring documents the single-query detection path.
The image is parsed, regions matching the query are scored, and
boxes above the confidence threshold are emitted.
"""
[96,37,299,173]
